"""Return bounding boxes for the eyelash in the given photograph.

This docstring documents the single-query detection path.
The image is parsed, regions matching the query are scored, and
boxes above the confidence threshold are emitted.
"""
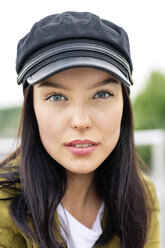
[45,90,114,102]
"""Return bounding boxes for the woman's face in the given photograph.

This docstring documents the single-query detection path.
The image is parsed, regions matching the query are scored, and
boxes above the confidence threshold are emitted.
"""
[33,67,123,174]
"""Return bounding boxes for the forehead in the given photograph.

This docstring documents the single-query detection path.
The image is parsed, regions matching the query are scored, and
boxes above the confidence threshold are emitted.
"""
[36,67,121,90]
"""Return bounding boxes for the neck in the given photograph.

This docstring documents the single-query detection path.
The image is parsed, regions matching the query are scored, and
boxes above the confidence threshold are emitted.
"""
[62,171,99,210]
[61,171,103,228]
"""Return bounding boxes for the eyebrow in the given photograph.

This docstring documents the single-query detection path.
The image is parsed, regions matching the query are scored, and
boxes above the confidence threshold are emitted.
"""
[38,77,119,90]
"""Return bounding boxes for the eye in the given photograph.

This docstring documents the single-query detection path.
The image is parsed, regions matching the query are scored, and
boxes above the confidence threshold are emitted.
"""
[45,93,67,102]
[93,91,114,99]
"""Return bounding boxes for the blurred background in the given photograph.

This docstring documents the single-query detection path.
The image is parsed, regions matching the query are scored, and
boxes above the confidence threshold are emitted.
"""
[0,0,165,246]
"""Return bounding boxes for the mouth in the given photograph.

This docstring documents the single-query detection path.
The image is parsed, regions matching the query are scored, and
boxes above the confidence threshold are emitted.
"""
[64,139,99,155]
[65,139,99,146]
[70,144,94,148]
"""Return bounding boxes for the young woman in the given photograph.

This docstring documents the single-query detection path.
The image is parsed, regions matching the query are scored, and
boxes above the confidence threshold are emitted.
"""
[0,11,160,248]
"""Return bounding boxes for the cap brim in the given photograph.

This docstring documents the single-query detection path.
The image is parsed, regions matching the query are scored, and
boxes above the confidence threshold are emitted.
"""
[27,57,131,87]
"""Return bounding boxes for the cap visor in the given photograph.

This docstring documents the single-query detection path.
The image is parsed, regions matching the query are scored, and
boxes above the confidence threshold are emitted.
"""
[27,57,131,87]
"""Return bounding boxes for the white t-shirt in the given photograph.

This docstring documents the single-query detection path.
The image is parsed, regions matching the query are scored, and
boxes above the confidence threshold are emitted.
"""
[57,202,104,248]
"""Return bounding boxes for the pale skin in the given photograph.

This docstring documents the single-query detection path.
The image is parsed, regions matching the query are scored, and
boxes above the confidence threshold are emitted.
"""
[33,67,123,228]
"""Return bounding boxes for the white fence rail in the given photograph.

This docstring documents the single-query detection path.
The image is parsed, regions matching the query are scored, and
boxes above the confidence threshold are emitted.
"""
[0,130,165,247]
[0,137,18,161]
[134,129,165,247]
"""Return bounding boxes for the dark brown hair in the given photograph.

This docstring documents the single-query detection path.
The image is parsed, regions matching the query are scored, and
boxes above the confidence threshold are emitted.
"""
[0,84,150,248]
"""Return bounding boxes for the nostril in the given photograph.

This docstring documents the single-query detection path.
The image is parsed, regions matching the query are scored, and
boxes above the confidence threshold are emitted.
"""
[72,124,91,130]
[71,118,92,130]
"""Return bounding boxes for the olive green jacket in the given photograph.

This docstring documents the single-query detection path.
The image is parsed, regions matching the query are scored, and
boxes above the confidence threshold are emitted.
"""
[0,164,160,248]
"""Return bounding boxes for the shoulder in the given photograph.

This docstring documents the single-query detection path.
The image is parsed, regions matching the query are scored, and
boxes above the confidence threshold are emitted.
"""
[0,190,23,246]
[0,157,20,200]
[140,173,160,247]
[0,158,28,247]
[141,172,160,211]
[101,173,160,247]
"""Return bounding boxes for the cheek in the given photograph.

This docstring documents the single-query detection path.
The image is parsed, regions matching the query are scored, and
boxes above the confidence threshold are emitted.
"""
[97,98,123,129]
[34,106,63,151]
[98,101,123,153]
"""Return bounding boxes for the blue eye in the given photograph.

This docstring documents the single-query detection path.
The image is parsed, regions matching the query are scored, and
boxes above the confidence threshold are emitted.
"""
[46,94,67,102]
[94,91,113,99]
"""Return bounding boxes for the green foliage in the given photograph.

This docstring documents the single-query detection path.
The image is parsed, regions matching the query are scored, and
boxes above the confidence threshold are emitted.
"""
[133,71,165,169]
[133,71,165,130]
[0,106,21,137]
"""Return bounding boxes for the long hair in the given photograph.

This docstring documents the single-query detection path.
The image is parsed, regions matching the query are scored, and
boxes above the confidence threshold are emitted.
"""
[0,84,150,248]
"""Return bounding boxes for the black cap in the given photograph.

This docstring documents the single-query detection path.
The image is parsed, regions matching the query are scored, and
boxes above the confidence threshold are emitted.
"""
[16,11,133,91]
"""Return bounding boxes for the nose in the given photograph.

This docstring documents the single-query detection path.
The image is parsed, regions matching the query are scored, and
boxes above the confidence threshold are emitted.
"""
[70,105,92,131]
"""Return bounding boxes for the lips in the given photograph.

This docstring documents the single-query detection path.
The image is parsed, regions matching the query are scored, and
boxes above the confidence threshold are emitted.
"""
[65,139,99,146]
[64,139,99,155]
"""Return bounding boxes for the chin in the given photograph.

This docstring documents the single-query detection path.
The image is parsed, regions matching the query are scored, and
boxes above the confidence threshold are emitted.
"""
[65,166,94,175]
